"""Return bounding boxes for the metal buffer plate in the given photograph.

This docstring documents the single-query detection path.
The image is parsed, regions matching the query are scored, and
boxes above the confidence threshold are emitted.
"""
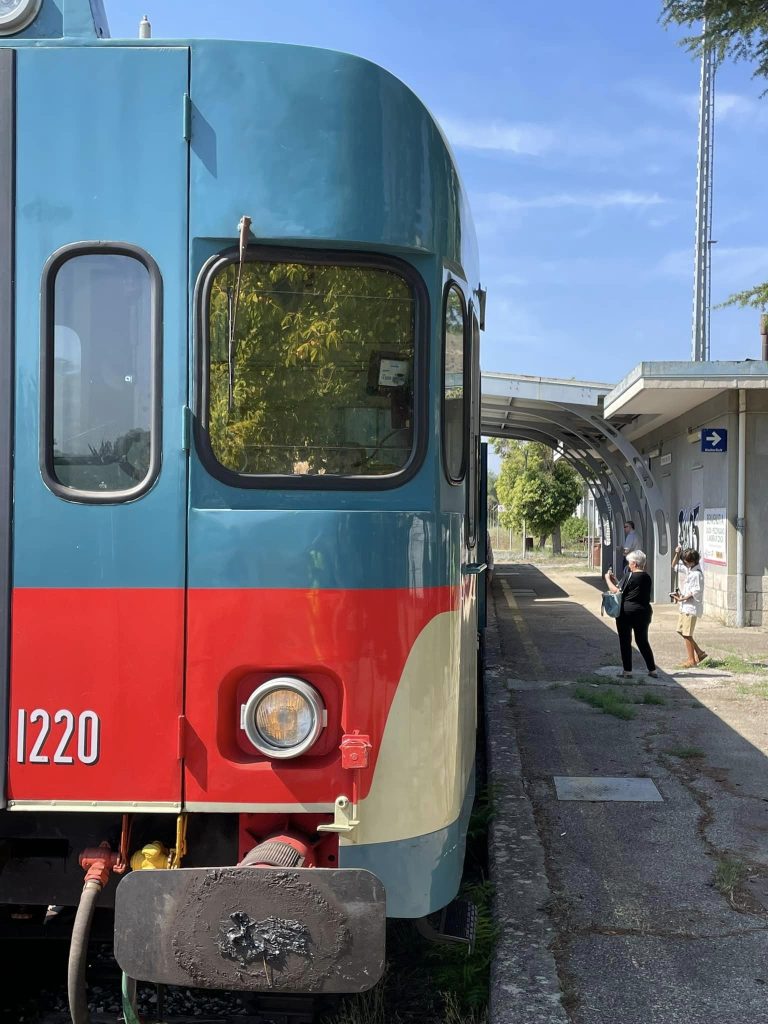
[114,867,385,992]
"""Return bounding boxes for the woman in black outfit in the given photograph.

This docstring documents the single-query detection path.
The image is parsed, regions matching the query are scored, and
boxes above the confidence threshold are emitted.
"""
[604,549,658,678]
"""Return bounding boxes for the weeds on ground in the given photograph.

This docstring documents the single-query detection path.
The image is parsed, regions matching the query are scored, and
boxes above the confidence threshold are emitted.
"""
[441,990,488,1024]
[426,880,497,1015]
[576,673,618,686]
[641,692,666,706]
[701,655,768,675]
[714,857,749,902]
[464,786,499,873]
[666,745,705,759]
[576,672,659,688]
[573,687,635,719]
[324,976,394,1024]
[736,681,768,699]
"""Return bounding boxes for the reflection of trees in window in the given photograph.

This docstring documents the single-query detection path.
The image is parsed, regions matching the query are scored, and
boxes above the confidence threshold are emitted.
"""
[207,262,416,477]
[50,254,153,493]
[443,285,466,481]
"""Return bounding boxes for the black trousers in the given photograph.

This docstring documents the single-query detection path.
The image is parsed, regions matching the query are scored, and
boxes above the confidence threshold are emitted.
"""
[616,610,655,671]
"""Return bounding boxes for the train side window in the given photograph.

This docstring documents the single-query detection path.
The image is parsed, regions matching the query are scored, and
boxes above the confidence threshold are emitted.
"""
[41,245,162,502]
[442,283,467,483]
[200,255,421,483]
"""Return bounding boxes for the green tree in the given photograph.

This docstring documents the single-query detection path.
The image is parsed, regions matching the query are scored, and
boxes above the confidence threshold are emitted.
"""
[208,262,414,474]
[661,1,768,308]
[561,515,589,548]
[496,441,582,550]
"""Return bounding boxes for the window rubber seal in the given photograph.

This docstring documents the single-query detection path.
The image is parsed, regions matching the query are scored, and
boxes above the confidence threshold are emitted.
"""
[441,279,469,486]
[39,241,163,505]
[193,245,429,492]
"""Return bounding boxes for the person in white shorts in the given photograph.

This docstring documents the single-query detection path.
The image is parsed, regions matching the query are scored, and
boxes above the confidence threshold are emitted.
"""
[672,549,707,667]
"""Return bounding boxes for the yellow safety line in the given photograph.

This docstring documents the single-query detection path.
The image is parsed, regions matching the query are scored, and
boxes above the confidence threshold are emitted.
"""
[499,579,545,677]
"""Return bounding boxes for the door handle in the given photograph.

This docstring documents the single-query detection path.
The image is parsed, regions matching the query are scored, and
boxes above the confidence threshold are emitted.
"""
[462,562,487,576]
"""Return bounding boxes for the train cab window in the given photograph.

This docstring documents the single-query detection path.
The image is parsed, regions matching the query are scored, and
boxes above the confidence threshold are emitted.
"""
[442,283,467,483]
[203,257,417,480]
[42,246,161,501]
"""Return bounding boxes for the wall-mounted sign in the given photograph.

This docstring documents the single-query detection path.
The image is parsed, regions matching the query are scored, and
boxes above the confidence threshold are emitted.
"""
[701,428,727,453]
[660,453,672,466]
[703,507,728,566]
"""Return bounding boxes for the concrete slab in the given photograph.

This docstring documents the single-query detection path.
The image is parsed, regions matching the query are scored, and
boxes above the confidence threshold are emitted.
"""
[553,776,663,802]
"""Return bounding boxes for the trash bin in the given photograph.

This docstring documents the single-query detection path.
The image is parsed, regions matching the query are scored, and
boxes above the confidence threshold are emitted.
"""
[525,537,534,552]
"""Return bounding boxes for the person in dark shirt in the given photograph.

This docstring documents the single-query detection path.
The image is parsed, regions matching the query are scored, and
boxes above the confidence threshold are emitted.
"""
[604,549,658,678]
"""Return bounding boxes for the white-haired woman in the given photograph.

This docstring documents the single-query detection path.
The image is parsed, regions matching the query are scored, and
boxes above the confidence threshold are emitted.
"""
[605,550,658,678]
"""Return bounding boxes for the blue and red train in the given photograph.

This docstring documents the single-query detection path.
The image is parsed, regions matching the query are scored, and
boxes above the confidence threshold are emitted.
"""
[0,0,487,1010]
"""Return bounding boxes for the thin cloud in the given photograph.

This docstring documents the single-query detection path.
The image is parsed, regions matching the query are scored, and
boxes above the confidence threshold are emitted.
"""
[438,115,555,156]
[657,246,768,287]
[625,79,762,125]
[476,190,668,212]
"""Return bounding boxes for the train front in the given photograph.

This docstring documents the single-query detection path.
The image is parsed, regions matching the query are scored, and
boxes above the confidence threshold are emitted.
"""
[0,1,483,997]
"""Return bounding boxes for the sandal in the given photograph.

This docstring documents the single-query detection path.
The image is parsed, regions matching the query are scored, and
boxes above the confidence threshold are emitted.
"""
[696,652,709,663]
[676,661,697,669]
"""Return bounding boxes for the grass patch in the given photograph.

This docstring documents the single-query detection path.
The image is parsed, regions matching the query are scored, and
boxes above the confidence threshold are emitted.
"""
[576,673,638,687]
[714,857,748,899]
[701,655,768,675]
[573,686,635,720]
[736,681,768,699]
[426,880,497,1016]
[442,991,488,1024]
[640,692,666,706]
[666,745,705,759]
[325,978,391,1024]
[576,673,612,686]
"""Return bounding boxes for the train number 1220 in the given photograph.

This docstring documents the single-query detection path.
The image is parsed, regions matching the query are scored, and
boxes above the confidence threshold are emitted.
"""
[16,709,101,766]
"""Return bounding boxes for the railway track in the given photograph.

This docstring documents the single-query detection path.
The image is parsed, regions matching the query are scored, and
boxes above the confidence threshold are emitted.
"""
[0,939,319,1024]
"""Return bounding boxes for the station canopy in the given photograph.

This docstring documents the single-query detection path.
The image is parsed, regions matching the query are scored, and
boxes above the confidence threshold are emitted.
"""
[480,371,672,592]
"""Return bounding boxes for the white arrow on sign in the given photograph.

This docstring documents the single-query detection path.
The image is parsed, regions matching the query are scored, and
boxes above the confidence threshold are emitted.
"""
[706,431,722,446]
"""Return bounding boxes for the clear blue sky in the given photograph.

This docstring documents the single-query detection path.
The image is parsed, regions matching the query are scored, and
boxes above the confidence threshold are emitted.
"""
[105,1,768,386]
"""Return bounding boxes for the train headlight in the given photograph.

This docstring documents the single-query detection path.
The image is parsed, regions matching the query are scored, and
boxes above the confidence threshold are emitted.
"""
[0,0,42,34]
[240,678,326,759]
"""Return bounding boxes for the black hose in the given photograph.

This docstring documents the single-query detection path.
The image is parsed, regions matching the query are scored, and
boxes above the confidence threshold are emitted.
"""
[67,879,102,1024]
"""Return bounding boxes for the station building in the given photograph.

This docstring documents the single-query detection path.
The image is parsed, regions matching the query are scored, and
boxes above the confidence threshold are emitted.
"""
[604,361,768,627]
[482,359,768,628]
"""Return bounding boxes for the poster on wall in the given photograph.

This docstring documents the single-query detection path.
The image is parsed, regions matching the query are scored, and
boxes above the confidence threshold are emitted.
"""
[703,508,728,566]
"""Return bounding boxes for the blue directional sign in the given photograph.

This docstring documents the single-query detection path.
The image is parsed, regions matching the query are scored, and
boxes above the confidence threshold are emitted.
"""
[701,428,727,453]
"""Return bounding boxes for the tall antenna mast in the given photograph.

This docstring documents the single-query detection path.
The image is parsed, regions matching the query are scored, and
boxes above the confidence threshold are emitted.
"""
[692,23,715,361]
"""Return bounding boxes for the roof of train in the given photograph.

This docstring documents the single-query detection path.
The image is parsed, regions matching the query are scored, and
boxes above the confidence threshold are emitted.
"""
[2,0,479,276]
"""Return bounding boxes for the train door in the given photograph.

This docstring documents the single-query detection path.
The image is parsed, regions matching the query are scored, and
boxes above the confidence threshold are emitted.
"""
[6,47,190,810]
[0,50,13,804]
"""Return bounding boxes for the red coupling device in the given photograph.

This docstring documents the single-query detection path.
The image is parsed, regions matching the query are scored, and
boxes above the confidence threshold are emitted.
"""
[79,841,124,886]
[341,732,372,770]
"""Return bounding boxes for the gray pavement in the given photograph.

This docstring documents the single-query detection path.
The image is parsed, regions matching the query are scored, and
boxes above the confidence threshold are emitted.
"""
[485,561,768,1024]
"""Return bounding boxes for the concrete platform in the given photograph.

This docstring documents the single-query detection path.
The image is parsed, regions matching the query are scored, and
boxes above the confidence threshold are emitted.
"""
[485,560,768,1024]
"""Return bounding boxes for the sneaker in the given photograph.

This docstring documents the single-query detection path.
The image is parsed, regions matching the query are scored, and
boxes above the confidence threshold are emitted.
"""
[648,670,658,678]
